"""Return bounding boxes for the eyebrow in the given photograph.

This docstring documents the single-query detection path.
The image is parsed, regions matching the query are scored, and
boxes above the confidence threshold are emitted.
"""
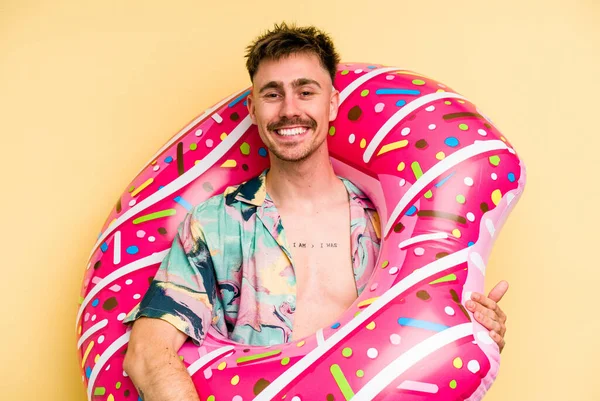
[258,78,322,93]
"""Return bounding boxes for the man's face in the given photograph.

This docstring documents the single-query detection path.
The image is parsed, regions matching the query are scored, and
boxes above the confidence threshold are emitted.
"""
[247,52,339,163]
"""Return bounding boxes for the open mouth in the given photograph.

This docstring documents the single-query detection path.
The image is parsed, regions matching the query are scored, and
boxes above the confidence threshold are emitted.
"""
[274,127,309,137]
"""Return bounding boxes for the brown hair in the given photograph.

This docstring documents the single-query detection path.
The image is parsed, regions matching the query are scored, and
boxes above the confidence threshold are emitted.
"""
[245,22,341,84]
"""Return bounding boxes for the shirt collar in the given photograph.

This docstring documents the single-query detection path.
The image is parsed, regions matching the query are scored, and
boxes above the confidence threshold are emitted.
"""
[225,168,376,211]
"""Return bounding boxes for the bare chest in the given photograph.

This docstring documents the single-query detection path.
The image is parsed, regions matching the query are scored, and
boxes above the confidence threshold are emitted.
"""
[278,204,358,340]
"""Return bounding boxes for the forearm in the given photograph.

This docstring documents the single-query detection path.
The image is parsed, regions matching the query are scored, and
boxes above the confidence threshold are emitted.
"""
[125,346,200,401]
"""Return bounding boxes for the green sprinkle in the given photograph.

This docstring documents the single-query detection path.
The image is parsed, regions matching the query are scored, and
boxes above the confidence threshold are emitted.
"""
[94,387,106,396]
[281,356,290,365]
[459,123,469,131]
[189,143,197,151]
[128,186,135,193]
[236,349,282,364]
[356,369,364,378]
[133,209,177,224]
[207,396,215,401]
[429,273,457,284]
[449,379,458,389]
[240,142,251,155]
[330,364,355,400]
[381,260,389,269]
[424,190,433,199]
[360,89,370,97]
[489,155,501,166]
[341,70,349,75]
[411,161,424,179]
[342,347,353,358]
[115,382,121,390]
[412,79,426,86]
[456,194,466,204]
[329,126,336,136]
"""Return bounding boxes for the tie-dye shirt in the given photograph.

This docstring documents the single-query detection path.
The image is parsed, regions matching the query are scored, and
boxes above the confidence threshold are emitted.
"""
[124,169,381,346]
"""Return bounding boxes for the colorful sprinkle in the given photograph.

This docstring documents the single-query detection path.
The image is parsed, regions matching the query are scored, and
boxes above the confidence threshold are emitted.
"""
[359,138,367,148]
[397,162,405,171]
[231,375,240,385]
[342,347,353,357]
[396,100,406,107]
[100,242,108,252]
[133,209,177,224]
[366,321,376,330]
[445,137,460,147]
[376,89,420,96]
[489,155,501,166]
[281,357,290,365]
[220,132,228,141]
[468,360,481,373]
[491,189,502,205]
[412,79,426,86]
[330,364,355,400]
[430,274,457,284]
[398,318,449,332]
[221,159,237,168]
[93,387,106,396]
[240,142,250,155]
[445,306,456,316]
[331,322,341,329]
[456,194,466,204]
[406,206,417,216]
[360,89,370,97]
[453,357,463,369]
[464,177,474,186]
[236,349,282,364]
[356,370,364,378]
[375,103,385,113]
[401,127,411,136]
[377,140,408,156]
[258,147,267,157]
[126,246,139,255]
[449,380,458,389]
[452,229,461,238]
[436,151,445,160]
[390,334,402,345]
[367,348,379,359]
[164,156,173,163]
[508,172,516,182]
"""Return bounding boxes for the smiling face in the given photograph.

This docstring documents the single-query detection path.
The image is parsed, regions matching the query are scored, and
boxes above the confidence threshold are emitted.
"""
[247,52,339,163]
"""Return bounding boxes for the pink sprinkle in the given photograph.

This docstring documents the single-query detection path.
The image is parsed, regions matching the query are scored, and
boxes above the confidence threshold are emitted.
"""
[389,266,399,275]
[370,282,379,291]
[386,75,395,80]
[92,276,102,284]
[136,230,145,238]
[414,247,425,256]
[374,103,385,113]
[206,139,214,148]
[109,284,121,292]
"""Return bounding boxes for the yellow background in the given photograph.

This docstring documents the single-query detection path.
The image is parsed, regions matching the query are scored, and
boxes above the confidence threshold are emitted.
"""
[1,0,598,400]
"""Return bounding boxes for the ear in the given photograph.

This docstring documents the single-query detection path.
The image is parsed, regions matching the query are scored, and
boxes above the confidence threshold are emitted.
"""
[247,89,257,125]
[329,88,340,122]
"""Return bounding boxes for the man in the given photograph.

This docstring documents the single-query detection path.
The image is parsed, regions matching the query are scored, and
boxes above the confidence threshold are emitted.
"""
[123,23,509,401]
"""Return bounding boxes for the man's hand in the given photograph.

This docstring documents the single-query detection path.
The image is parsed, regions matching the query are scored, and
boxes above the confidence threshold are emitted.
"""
[465,280,509,353]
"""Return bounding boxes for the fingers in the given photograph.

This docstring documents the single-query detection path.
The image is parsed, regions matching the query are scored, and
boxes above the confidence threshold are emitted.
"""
[469,292,507,324]
[488,280,509,303]
[490,330,506,353]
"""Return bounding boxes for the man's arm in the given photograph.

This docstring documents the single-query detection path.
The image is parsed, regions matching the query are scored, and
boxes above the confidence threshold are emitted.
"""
[123,317,200,401]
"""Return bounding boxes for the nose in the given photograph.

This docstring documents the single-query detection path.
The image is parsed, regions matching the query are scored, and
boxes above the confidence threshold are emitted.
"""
[279,94,301,119]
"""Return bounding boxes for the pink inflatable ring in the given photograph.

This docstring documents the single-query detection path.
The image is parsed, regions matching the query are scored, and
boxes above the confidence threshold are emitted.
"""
[77,63,526,401]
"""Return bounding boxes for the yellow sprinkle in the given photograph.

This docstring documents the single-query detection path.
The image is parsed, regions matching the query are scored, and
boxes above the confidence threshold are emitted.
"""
[221,159,237,168]
[220,132,228,140]
[366,322,376,330]
[78,325,82,335]
[491,189,502,206]
[94,354,100,363]
[217,361,227,370]
[109,218,117,226]
[231,375,240,385]
[131,178,154,197]
[151,159,157,165]
[436,151,445,160]
[107,395,115,401]
[377,140,408,156]
[381,260,389,268]
[360,138,367,149]
[444,101,452,105]
[452,229,461,238]
[358,297,378,308]
[453,357,463,369]
[424,190,433,199]
[297,340,305,347]
[397,162,405,171]
[500,136,507,142]
[81,341,94,367]
[195,160,201,165]
[436,88,445,92]
[354,310,362,317]
[458,100,465,104]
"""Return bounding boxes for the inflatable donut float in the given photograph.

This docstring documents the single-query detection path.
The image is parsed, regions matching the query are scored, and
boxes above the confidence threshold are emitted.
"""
[76,63,526,401]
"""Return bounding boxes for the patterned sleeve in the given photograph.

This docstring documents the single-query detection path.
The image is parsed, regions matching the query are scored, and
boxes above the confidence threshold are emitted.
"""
[123,210,221,345]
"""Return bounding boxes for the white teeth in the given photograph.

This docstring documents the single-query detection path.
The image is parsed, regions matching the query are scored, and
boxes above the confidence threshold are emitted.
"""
[276,127,308,136]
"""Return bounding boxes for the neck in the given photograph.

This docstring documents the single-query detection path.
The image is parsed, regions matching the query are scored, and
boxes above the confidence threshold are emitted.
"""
[265,144,343,211]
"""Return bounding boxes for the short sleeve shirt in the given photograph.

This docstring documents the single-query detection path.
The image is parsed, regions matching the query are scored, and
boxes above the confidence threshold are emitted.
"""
[124,169,381,346]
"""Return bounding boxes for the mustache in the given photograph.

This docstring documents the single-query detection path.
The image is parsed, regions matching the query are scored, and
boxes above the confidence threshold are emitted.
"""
[267,117,317,131]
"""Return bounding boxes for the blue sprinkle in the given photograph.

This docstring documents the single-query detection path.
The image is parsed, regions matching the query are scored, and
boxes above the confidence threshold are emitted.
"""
[100,242,108,252]
[398,317,449,332]
[164,156,173,163]
[396,100,406,107]
[159,185,165,190]
[228,89,251,108]
[331,322,341,329]
[468,241,475,247]
[243,100,247,106]
[435,172,455,188]
[85,366,92,378]
[174,196,193,212]
[405,205,418,216]
[126,246,139,255]
[508,172,516,182]
[92,298,99,307]
[376,89,421,96]
[258,147,267,157]
[367,65,377,69]
[444,137,460,147]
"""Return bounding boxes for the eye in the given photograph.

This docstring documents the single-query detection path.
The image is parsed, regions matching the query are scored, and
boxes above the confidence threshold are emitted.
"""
[300,91,314,97]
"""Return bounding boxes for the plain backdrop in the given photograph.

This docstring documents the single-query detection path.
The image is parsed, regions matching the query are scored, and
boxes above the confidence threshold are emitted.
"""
[1,0,598,400]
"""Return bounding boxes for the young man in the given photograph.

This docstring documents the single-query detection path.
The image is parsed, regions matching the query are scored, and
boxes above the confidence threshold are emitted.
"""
[123,23,509,401]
